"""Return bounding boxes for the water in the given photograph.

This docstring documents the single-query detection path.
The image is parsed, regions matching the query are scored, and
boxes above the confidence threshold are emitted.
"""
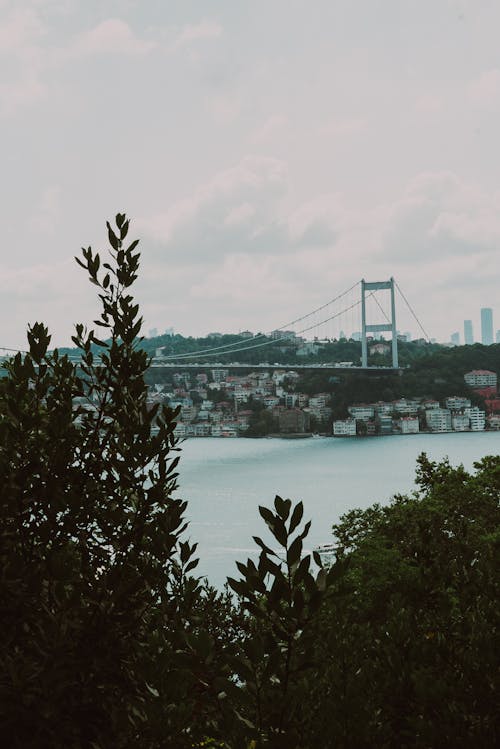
[174,433,500,587]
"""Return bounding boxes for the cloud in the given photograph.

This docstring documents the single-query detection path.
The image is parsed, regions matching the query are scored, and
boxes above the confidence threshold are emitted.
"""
[172,20,222,51]
[0,6,47,114]
[251,114,289,144]
[70,18,156,57]
[0,7,46,53]
[138,156,289,262]
[30,185,61,234]
[381,172,500,262]
[468,69,500,109]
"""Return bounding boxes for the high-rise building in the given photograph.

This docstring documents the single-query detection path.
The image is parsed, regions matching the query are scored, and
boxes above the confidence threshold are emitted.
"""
[481,308,494,345]
[464,320,473,345]
[496,330,500,344]
[450,332,460,346]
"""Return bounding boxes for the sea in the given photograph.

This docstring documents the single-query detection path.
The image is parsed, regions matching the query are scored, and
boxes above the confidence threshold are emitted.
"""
[173,433,500,588]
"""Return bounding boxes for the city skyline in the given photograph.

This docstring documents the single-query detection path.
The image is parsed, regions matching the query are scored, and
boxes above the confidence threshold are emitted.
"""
[2,1,500,349]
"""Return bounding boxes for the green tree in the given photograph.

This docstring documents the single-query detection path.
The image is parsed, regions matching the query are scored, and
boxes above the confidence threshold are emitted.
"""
[0,215,199,748]
[303,453,499,748]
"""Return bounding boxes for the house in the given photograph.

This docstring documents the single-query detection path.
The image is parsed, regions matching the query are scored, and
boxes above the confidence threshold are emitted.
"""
[273,407,310,434]
[464,370,497,389]
[426,408,452,432]
[399,416,419,434]
[451,413,469,432]
[445,396,471,411]
[348,404,375,421]
[333,419,357,437]
[465,406,486,431]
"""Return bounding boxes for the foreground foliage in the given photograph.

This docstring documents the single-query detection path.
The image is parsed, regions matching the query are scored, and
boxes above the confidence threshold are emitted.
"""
[1,216,498,748]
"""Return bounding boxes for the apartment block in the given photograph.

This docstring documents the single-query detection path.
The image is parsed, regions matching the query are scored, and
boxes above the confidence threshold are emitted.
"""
[426,408,452,432]
[466,406,486,431]
[399,416,419,434]
[348,404,375,421]
[464,370,497,388]
[333,419,357,437]
[445,396,472,411]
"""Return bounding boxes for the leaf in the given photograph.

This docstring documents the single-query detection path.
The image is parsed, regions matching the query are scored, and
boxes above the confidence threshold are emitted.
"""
[253,535,275,556]
[275,494,290,520]
[106,221,119,250]
[145,683,159,698]
[289,501,304,534]
[287,536,303,568]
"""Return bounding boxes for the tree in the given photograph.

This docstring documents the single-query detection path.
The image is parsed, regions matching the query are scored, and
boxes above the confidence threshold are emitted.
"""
[302,453,499,748]
[0,215,199,747]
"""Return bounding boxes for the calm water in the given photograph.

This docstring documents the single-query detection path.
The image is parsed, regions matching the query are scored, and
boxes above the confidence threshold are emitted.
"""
[174,433,500,587]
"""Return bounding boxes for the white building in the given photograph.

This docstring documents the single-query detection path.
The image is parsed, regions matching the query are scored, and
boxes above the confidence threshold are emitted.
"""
[348,404,375,421]
[393,399,420,415]
[333,419,357,437]
[173,422,187,437]
[451,413,470,431]
[464,370,497,388]
[310,393,331,409]
[426,408,452,432]
[487,414,500,430]
[399,416,419,434]
[465,406,486,431]
[211,369,229,383]
[445,396,472,411]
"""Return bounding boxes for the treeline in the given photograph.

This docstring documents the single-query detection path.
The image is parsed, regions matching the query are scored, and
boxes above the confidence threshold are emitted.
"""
[296,342,500,418]
[1,218,498,748]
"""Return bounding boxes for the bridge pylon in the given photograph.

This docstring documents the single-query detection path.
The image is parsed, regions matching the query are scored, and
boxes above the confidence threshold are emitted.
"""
[361,277,398,368]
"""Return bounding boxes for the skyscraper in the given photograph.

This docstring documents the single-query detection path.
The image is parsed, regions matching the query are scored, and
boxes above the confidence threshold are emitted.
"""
[464,320,473,345]
[481,308,494,345]
[451,332,460,346]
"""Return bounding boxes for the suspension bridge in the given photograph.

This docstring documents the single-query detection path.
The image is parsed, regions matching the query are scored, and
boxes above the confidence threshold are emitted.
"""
[155,277,429,371]
[1,278,429,372]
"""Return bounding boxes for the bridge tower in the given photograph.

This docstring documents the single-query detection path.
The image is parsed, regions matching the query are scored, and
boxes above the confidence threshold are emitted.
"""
[361,278,398,368]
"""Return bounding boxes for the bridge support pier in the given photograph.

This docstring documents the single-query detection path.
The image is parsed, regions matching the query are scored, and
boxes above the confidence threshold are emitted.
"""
[361,277,398,368]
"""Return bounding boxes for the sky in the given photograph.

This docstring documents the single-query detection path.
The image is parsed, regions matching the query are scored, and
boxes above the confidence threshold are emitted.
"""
[1,0,500,350]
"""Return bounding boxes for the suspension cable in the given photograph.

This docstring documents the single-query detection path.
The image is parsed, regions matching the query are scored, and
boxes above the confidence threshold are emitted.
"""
[394,280,431,342]
[162,295,372,360]
[162,280,361,360]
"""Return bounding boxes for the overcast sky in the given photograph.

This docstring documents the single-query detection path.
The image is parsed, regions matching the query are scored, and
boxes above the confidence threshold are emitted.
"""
[1,0,500,350]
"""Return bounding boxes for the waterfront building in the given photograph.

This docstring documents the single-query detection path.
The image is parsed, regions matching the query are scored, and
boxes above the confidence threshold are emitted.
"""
[465,406,486,431]
[464,319,473,345]
[451,413,470,432]
[399,416,419,434]
[173,422,187,437]
[481,308,494,345]
[426,408,452,432]
[487,414,500,430]
[194,423,211,437]
[273,407,310,433]
[333,419,357,437]
[445,396,472,411]
[377,415,393,435]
